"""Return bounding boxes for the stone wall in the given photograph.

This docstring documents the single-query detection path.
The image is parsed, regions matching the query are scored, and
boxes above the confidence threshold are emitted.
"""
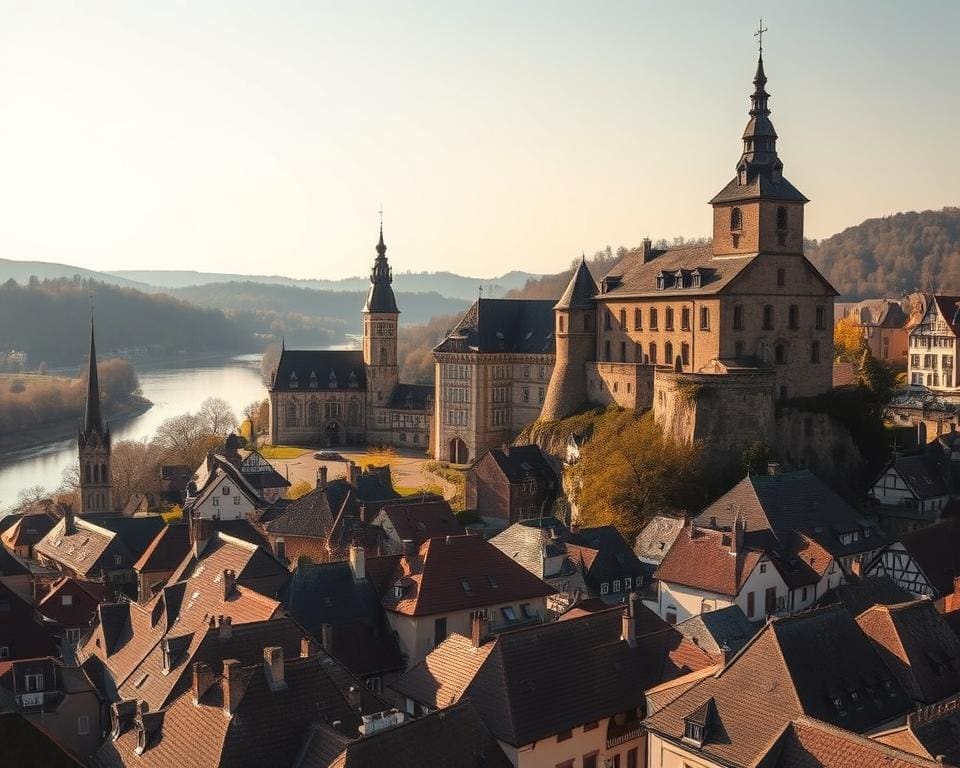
[586,362,655,409]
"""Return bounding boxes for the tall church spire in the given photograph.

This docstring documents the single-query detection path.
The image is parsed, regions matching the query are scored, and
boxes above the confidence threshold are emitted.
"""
[737,49,781,182]
[82,317,105,438]
[363,220,399,314]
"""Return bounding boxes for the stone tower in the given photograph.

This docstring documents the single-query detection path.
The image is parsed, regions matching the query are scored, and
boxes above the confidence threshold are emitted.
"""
[709,51,808,256]
[78,318,112,514]
[540,258,597,421]
[363,224,400,427]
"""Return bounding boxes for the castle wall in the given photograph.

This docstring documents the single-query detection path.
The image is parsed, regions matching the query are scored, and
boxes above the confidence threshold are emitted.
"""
[585,362,655,410]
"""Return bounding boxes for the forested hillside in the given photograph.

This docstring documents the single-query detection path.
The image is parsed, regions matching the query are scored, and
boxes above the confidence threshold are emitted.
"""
[0,278,250,366]
[807,208,960,299]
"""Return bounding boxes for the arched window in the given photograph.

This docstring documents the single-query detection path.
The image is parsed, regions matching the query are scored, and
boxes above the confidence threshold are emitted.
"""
[700,306,710,330]
[731,207,743,231]
[649,308,658,330]
[649,342,657,365]
[763,305,774,330]
[775,343,787,364]
[307,400,320,426]
[665,308,675,331]
[664,341,673,367]
[285,403,298,427]
[776,206,788,230]
[619,309,627,329]
[681,342,690,367]
[634,308,642,330]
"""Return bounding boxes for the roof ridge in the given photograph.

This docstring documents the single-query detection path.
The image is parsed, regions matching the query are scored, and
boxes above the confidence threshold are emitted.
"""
[789,715,939,766]
[73,516,118,539]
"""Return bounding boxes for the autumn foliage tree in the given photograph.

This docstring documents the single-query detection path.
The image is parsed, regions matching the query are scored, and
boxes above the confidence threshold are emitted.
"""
[568,410,703,542]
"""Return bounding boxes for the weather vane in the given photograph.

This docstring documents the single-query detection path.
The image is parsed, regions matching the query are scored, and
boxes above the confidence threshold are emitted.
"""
[754,18,768,55]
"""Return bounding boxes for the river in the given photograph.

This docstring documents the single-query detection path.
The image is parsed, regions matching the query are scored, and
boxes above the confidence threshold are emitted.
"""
[0,354,268,510]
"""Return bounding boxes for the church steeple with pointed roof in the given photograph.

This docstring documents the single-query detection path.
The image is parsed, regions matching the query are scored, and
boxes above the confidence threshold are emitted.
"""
[364,224,399,315]
[78,317,112,514]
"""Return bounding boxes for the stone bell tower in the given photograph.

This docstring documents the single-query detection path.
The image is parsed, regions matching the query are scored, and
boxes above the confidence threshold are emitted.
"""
[363,224,400,435]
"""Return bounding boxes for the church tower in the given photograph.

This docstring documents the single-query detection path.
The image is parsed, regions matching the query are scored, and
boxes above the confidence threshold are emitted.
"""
[78,318,112,514]
[540,257,597,422]
[363,224,400,423]
[710,48,808,256]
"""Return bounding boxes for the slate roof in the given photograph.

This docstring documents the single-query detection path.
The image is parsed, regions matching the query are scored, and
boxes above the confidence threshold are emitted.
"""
[368,534,555,617]
[376,500,464,546]
[0,711,86,768]
[280,561,403,677]
[93,652,360,768]
[271,349,368,393]
[34,516,134,578]
[896,518,960,598]
[755,717,940,768]
[635,514,687,565]
[239,452,290,492]
[1,510,60,550]
[433,298,555,355]
[83,514,167,560]
[876,698,960,765]
[645,606,915,767]
[567,525,648,587]
[856,599,960,704]
[306,701,514,768]
[696,470,886,559]
[393,605,714,747]
[654,524,764,597]
[554,258,598,311]
[484,444,558,486]
[816,575,915,616]
[264,485,338,539]
[675,605,757,657]
[884,454,950,500]
[849,298,910,329]
[386,383,434,411]
[489,518,576,580]
[710,172,809,204]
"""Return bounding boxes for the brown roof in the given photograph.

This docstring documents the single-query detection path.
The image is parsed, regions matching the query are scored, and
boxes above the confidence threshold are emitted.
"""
[133,520,270,574]
[93,651,360,768]
[0,581,58,661]
[755,717,940,768]
[654,524,763,597]
[37,576,106,628]
[369,534,555,617]
[394,605,713,747]
[310,701,514,768]
[646,606,915,767]
[897,517,960,598]
[1,510,60,549]
[0,711,86,768]
[376,500,464,545]
[34,516,129,577]
[856,600,960,704]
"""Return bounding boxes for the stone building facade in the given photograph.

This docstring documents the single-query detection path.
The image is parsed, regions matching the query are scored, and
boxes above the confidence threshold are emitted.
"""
[432,299,555,464]
[268,228,433,449]
[541,52,837,456]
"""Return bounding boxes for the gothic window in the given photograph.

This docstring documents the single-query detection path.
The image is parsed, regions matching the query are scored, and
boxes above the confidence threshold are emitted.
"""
[763,305,774,330]
[776,206,788,231]
[649,308,658,330]
[93,464,99,483]
[634,308,642,330]
[619,309,626,329]
[285,404,297,427]
[649,342,657,365]
[665,307,674,331]
[307,400,320,426]
[700,306,710,330]
[775,343,787,364]
[348,400,361,425]
[789,305,799,330]
[731,207,743,232]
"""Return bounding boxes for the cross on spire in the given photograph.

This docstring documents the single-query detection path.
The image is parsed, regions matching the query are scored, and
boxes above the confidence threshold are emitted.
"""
[754,18,768,56]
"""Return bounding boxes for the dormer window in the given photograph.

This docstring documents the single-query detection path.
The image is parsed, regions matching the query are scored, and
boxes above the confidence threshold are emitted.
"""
[656,271,666,291]
[329,371,338,389]
[684,722,704,743]
[691,269,702,289]
[309,371,319,388]
[289,373,298,389]
[674,270,685,289]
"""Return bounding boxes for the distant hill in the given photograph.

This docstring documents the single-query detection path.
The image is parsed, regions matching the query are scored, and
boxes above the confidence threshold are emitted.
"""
[109,268,540,301]
[0,258,152,291]
[806,207,960,299]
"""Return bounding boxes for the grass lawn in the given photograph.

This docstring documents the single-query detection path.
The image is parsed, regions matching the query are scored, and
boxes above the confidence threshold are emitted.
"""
[259,445,311,459]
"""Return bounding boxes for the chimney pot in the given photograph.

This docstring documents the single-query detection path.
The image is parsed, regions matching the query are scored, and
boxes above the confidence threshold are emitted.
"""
[222,659,243,716]
[222,569,236,600]
[470,610,489,648]
[63,505,76,535]
[191,514,213,558]
[401,539,416,556]
[317,465,328,490]
[641,237,654,263]
[263,646,286,691]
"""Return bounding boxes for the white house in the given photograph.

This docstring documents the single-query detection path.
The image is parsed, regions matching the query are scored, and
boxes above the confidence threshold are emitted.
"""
[184,455,263,521]
[908,295,960,391]
[869,453,951,533]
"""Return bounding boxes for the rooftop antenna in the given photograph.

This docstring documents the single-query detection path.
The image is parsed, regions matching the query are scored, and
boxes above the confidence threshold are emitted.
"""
[754,17,768,56]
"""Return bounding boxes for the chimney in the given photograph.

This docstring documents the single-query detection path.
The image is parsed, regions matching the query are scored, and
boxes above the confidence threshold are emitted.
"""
[222,659,243,716]
[192,662,215,703]
[349,462,361,486]
[300,636,317,658]
[719,642,733,666]
[219,615,233,640]
[641,237,654,263]
[191,514,212,558]
[222,569,236,600]
[766,461,782,476]
[64,504,76,535]
[263,646,286,691]
[470,610,489,648]
[317,465,328,490]
[401,539,416,556]
[347,685,361,712]
[622,592,638,648]
[349,545,366,581]
[731,513,745,556]
[320,623,334,651]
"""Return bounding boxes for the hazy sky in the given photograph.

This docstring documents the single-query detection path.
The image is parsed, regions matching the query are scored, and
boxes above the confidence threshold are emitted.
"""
[0,2,956,280]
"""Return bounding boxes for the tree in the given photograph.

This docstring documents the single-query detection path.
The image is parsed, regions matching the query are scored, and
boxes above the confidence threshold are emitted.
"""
[242,398,269,439]
[286,480,313,500]
[198,397,238,437]
[111,439,162,510]
[834,314,864,362]
[569,411,703,542]
[155,412,218,468]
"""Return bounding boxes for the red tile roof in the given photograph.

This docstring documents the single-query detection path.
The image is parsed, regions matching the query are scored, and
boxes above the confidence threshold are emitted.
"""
[654,524,763,597]
[369,534,555,616]
[375,500,464,545]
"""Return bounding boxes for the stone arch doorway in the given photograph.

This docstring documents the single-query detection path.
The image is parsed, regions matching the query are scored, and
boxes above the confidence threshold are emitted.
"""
[448,437,469,465]
[325,420,342,447]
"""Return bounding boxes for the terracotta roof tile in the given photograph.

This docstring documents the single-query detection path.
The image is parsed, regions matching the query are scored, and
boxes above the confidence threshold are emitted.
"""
[654,524,763,597]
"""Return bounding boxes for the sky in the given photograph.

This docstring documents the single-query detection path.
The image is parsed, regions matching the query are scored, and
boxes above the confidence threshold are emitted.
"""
[0,1,956,281]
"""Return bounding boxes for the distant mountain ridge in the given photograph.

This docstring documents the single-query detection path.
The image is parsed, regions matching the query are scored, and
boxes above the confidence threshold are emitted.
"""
[107,268,541,301]
[0,258,153,291]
